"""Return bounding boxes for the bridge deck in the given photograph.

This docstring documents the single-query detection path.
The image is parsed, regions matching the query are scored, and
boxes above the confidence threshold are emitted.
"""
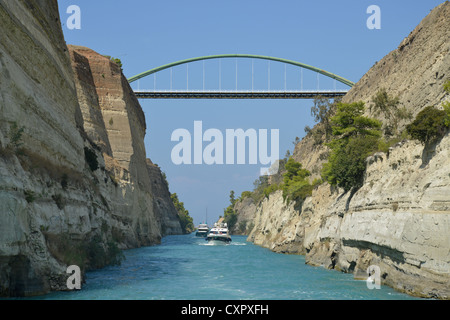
[133,90,348,99]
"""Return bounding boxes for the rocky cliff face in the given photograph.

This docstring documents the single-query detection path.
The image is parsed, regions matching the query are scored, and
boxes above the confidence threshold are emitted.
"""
[146,159,185,236]
[0,0,182,297]
[244,2,450,299]
[68,44,183,241]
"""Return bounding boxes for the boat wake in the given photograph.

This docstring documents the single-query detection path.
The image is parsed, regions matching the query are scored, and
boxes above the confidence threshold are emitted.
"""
[199,241,229,246]
[197,241,246,246]
[229,242,246,246]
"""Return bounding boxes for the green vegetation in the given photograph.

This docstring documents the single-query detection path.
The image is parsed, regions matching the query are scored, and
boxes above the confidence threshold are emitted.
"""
[223,191,238,230]
[171,193,195,234]
[304,97,340,145]
[280,158,314,205]
[245,175,270,204]
[444,103,450,128]
[240,190,253,200]
[444,79,450,94]
[103,55,123,69]
[226,158,317,219]
[321,101,382,191]
[227,83,450,218]
[24,190,36,203]
[9,122,25,151]
[370,88,411,137]
[263,183,280,199]
[406,106,449,144]
[157,170,194,234]
[310,96,338,141]
[1,122,25,157]
[443,80,450,127]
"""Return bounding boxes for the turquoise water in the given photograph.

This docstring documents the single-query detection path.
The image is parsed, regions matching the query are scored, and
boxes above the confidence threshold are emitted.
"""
[32,234,419,300]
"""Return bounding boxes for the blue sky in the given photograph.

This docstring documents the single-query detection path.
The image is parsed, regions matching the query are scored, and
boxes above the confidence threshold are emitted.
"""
[59,0,444,225]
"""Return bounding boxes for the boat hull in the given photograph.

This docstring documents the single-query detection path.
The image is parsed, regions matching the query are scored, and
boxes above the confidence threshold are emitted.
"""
[196,231,208,237]
[205,236,232,243]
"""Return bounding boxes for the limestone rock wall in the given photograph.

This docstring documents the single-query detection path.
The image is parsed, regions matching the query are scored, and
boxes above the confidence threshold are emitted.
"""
[146,159,184,235]
[229,197,257,235]
[0,0,84,170]
[0,0,182,297]
[68,44,183,243]
[342,1,450,122]
[248,132,450,298]
[243,2,450,299]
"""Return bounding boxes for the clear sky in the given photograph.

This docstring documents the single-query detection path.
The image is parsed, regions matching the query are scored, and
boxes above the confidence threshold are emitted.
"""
[59,0,444,226]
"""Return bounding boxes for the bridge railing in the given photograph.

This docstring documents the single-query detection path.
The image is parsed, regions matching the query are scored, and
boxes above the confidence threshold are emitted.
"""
[133,89,349,99]
[133,89,349,93]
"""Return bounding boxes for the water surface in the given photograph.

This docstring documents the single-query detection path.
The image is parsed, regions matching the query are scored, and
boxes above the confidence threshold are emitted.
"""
[33,234,419,300]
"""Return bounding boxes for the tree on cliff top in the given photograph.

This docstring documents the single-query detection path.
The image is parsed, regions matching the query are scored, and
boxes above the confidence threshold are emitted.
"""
[103,55,123,70]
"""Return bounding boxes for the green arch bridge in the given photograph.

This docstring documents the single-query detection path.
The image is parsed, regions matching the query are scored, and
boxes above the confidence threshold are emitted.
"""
[128,54,354,99]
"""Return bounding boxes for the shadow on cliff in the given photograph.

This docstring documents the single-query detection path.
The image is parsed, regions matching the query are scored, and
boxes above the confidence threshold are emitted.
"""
[420,130,449,168]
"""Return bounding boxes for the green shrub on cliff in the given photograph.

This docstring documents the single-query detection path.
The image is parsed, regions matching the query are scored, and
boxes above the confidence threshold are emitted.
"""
[281,158,314,205]
[9,122,25,151]
[171,193,194,233]
[444,79,450,94]
[223,190,238,230]
[322,135,380,191]
[233,158,315,211]
[310,96,338,141]
[370,88,411,137]
[240,191,253,200]
[444,103,450,128]
[322,101,382,192]
[406,106,449,144]
[443,80,450,127]
[103,55,123,69]
[0,122,25,158]
[247,175,270,203]
[263,183,280,199]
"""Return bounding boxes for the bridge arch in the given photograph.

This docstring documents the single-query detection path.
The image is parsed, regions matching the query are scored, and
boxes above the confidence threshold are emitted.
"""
[127,54,355,87]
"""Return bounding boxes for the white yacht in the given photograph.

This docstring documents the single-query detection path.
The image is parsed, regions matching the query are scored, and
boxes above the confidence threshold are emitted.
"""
[195,223,209,237]
[205,221,232,243]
